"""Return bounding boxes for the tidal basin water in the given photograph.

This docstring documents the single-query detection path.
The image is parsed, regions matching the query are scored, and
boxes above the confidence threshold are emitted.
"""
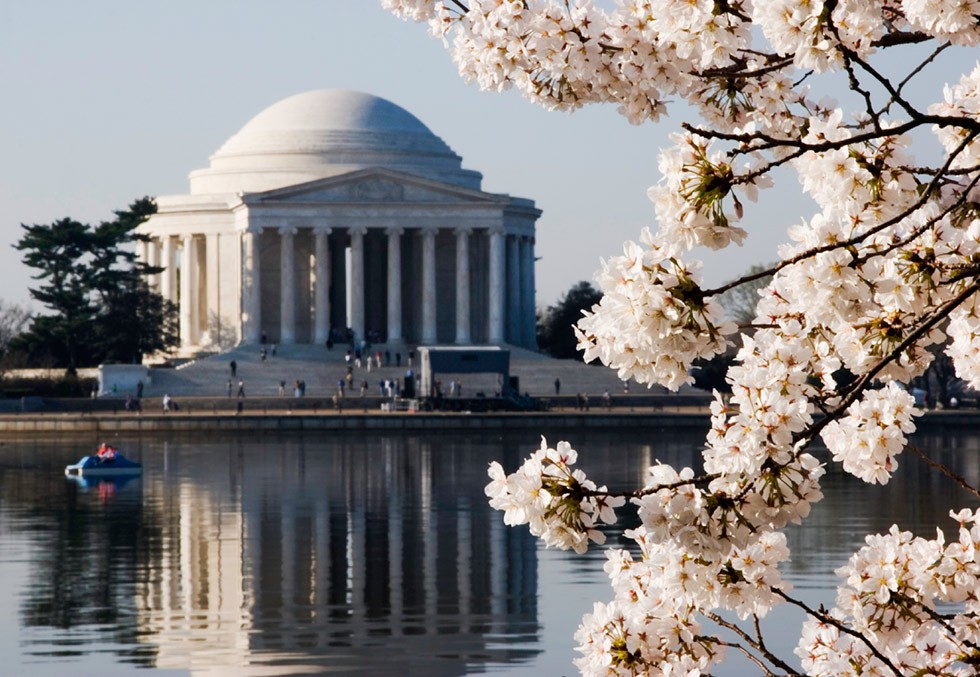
[0,423,977,676]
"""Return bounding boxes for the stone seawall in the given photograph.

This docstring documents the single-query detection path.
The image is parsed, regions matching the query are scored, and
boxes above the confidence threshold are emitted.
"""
[0,411,714,438]
[0,409,975,438]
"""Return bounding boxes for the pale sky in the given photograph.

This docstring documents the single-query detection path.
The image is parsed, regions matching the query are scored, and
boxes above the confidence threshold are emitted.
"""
[3,1,942,313]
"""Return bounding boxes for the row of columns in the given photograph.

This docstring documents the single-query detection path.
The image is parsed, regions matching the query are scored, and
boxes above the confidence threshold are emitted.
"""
[144,225,534,349]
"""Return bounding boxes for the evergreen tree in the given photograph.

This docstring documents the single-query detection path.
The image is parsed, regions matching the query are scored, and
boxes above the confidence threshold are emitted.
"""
[13,198,177,371]
[14,218,97,374]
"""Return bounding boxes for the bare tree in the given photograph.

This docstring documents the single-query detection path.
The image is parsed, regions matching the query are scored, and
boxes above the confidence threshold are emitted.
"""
[0,301,30,356]
[715,263,773,326]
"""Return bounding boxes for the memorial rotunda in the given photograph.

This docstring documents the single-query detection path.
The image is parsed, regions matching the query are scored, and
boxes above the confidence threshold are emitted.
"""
[137,90,540,352]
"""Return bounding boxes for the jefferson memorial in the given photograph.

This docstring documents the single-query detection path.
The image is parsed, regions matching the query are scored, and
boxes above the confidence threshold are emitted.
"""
[137,90,540,352]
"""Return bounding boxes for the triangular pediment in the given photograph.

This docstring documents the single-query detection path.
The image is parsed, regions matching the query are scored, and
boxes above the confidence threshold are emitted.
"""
[242,168,507,206]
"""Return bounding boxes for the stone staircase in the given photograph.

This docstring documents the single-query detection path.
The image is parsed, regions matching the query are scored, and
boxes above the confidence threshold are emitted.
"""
[142,343,704,401]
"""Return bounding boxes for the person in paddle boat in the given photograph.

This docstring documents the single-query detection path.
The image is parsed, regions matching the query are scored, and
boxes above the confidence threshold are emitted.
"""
[97,442,117,461]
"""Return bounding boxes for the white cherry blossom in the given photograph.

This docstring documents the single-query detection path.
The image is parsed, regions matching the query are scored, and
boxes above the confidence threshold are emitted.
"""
[387,1,980,673]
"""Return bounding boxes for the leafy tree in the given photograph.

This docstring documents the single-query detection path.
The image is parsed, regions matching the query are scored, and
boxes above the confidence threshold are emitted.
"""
[14,198,177,372]
[536,281,602,359]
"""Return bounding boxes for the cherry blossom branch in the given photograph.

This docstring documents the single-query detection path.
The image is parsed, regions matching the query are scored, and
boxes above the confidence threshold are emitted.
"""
[848,163,980,267]
[803,279,980,446]
[771,589,903,676]
[704,127,980,299]
[682,113,979,157]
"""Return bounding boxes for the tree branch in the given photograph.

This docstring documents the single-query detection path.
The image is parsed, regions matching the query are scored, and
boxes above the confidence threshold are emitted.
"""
[772,589,903,675]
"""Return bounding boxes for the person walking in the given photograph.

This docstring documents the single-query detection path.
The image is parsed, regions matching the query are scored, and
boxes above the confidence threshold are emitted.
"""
[230,360,237,378]
[554,378,561,395]
[237,380,246,398]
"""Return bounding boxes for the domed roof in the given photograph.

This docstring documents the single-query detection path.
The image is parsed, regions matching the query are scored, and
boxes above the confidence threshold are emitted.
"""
[189,90,481,195]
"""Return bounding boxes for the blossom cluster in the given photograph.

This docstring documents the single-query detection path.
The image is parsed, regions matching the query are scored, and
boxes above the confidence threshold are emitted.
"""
[386,1,980,674]
[485,438,624,553]
[820,382,920,484]
[798,510,980,675]
[575,229,735,391]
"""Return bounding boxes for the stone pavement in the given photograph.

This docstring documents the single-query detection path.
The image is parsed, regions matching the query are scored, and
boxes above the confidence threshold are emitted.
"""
[142,343,705,401]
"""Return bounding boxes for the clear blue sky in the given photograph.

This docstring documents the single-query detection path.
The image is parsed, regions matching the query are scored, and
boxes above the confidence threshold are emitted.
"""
[2,1,814,311]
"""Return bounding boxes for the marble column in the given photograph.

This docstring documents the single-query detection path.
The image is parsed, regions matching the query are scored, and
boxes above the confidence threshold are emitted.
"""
[520,236,535,348]
[386,226,403,343]
[350,226,367,343]
[205,233,220,345]
[455,227,471,345]
[242,227,262,344]
[148,238,161,291]
[488,227,505,344]
[161,236,176,304]
[279,226,297,344]
[421,227,438,344]
[506,234,520,345]
[180,234,197,346]
[313,227,332,345]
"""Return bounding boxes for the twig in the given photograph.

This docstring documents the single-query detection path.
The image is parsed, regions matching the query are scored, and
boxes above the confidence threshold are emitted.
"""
[709,638,778,675]
[910,444,980,499]
[772,589,903,675]
[705,611,798,675]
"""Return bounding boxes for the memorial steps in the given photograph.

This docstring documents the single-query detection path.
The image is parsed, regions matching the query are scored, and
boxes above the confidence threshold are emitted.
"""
[142,343,701,402]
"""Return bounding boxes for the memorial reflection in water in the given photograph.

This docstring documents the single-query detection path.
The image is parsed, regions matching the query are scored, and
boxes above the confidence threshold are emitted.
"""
[0,425,976,676]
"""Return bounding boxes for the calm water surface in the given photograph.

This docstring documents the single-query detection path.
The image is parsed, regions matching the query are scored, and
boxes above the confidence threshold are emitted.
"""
[0,424,977,676]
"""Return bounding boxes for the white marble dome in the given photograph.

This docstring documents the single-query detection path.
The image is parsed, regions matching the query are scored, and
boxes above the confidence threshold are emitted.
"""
[189,90,482,195]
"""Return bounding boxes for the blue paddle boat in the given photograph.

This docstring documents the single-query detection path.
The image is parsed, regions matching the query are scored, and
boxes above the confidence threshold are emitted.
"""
[65,445,142,477]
